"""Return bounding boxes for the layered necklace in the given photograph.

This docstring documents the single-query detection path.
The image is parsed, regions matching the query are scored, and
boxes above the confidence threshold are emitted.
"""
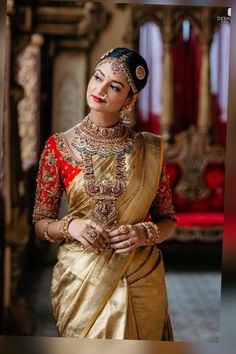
[71,115,135,228]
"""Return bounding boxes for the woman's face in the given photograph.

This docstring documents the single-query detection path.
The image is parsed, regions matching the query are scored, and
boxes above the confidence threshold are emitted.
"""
[86,60,132,114]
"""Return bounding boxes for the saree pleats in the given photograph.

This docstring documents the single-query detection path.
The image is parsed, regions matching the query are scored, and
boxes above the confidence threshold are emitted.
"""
[125,247,173,340]
[51,244,134,337]
[50,132,173,340]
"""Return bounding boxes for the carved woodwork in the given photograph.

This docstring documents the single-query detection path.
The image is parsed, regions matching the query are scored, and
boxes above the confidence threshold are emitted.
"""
[164,126,225,242]
[126,5,227,49]
[165,126,225,200]
[1,3,34,335]
[17,34,43,170]
[125,5,228,141]
[13,0,111,51]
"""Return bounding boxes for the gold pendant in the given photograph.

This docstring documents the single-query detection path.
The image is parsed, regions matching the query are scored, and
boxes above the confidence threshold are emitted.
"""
[92,200,118,228]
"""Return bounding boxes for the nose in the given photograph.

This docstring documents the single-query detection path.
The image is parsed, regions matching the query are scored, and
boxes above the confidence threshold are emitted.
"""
[96,80,108,96]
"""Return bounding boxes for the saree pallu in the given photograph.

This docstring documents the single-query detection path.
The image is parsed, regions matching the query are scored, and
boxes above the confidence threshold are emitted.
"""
[51,132,173,340]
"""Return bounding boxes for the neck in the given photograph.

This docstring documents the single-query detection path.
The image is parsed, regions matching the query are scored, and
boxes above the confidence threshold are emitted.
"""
[88,110,120,128]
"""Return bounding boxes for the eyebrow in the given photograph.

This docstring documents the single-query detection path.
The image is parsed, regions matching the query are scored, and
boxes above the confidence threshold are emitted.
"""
[96,69,125,88]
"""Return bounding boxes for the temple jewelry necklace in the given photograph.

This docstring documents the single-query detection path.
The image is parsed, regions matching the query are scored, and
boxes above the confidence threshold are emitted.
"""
[72,115,134,157]
[71,115,135,228]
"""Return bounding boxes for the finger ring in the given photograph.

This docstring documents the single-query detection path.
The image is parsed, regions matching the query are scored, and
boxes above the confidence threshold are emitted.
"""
[119,225,129,234]
[88,230,99,242]
[121,252,129,257]
[126,239,131,247]
[90,221,97,230]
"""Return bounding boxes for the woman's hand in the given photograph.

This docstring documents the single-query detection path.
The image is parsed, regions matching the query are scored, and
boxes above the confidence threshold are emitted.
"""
[108,224,147,254]
[68,218,109,254]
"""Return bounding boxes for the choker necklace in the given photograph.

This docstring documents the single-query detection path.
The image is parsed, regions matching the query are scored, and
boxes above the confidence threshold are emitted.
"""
[72,115,134,157]
[71,115,135,228]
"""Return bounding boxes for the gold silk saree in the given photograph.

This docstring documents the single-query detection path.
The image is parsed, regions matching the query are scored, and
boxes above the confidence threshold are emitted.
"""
[50,131,173,340]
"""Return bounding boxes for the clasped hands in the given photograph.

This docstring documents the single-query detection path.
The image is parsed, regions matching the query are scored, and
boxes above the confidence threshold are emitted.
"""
[68,218,147,254]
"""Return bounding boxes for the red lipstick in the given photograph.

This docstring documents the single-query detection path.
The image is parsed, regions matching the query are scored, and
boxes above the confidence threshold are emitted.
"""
[92,95,105,103]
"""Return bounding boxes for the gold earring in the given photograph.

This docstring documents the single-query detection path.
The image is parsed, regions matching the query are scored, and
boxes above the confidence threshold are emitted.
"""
[120,106,131,124]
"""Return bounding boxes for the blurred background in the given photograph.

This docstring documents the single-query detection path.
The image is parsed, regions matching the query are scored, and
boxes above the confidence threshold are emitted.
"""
[0,0,231,342]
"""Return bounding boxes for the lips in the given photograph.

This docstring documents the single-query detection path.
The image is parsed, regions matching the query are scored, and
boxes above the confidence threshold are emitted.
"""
[91,95,106,103]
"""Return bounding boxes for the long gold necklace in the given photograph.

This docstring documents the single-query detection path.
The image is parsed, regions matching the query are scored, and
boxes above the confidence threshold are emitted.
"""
[71,115,135,228]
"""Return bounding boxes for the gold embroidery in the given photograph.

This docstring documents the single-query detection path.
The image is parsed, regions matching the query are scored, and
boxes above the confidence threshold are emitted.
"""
[32,141,63,223]
[54,133,83,168]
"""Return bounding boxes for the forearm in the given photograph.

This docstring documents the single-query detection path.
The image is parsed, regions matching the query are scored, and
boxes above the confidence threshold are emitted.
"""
[154,219,176,243]
[35,217,110,254]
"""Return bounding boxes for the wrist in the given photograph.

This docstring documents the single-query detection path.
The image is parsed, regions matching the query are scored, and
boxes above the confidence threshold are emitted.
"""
[43,219,59,243]
[59,215,80,242]
[139,222,161,246]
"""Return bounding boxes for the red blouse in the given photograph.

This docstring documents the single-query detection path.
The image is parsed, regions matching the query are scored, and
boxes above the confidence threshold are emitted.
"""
[32,134,176,224]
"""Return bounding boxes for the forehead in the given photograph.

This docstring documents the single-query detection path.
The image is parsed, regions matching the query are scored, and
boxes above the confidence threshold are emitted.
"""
[95,61,130,87]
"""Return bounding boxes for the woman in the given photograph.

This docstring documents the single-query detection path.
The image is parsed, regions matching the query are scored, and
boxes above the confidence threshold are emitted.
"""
[33,47,176,340]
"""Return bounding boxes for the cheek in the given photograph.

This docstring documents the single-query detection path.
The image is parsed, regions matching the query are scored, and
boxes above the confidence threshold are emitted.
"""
[107,96,124,110]
[86,79,93,93]
[86,80,94,101]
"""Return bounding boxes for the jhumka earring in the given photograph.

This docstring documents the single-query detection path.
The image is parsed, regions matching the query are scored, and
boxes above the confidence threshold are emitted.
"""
[120,106,131,124]
[120,96,138,124]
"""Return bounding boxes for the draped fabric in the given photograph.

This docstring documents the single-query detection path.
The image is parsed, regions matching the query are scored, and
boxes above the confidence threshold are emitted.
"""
[33,129,175,340]
[138,22,163,134]
[172,25,201,134]
[210,23,230,146]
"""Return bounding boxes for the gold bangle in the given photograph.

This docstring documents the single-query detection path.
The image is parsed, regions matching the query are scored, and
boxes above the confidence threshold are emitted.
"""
[59,215,80,242]
[140,222,161,246]
[43,219,58,243]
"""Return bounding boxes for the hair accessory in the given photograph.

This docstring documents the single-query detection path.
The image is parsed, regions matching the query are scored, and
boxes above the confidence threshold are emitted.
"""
[100,49,114,60]
[96,47,149,93]
[135,65,146,80]
[96,56,138,93]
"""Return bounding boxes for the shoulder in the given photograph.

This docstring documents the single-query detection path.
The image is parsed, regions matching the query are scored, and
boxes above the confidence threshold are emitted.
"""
[42,134,59,151]
[142,131,163,144]
[41,133,64,158]
[133,131,163,148]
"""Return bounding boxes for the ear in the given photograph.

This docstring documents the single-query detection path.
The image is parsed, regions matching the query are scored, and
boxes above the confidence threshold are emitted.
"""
[123,93,140,111]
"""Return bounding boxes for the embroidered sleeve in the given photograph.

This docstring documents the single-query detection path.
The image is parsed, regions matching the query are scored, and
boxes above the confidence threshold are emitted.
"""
[149,163,177,223]
[32,136,64,223]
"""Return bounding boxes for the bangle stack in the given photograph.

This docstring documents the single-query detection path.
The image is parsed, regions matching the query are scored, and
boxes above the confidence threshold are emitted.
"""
[43,219,58,243]
[59,215,80,242]
[140,222,161,246]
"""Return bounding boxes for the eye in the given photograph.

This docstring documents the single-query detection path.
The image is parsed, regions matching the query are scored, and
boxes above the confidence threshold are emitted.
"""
[111,85,120,92]
[93,74,102,81]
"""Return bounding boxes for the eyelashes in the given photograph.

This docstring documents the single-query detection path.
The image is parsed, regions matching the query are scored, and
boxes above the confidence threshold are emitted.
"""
[93,74,121,92]
[93,74,101,81]
[111,85,120,92]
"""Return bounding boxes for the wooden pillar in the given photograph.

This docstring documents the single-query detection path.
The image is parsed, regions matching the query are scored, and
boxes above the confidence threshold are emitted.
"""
[198,41,211,133]
[197,8,213,133]
[161,12,174,142]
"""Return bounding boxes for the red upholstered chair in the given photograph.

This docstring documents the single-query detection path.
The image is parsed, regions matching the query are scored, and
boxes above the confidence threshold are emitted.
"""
[165,126,225,242]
